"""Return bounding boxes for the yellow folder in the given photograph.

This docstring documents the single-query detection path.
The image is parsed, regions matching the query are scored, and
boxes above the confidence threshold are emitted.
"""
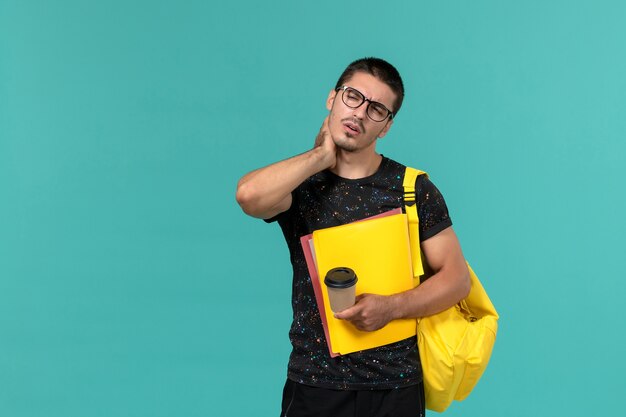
[312,213,417,356]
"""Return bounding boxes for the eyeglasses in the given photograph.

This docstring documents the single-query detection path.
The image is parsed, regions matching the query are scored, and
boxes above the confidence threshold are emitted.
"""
[336,86,394,122]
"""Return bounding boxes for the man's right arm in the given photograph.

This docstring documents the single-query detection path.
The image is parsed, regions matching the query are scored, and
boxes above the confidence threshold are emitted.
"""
[236,117,336,219]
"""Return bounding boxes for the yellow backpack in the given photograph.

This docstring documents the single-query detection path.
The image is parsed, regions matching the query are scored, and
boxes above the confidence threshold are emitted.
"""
[403,167,499,412]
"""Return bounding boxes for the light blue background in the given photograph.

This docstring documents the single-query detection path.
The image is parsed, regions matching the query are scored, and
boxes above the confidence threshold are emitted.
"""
[1,1,625,416]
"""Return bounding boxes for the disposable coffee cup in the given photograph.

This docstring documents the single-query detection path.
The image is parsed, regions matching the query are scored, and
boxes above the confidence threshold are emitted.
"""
[324,267,358,313]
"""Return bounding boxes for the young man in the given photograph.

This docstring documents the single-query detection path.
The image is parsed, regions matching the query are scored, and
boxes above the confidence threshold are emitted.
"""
[236,58,470,417]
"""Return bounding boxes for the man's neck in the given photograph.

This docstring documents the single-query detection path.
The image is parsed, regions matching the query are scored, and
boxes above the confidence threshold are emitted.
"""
[330,150,383,180]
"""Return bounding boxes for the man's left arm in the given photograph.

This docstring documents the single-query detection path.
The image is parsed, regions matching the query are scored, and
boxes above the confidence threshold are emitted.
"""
[334,227,470,332]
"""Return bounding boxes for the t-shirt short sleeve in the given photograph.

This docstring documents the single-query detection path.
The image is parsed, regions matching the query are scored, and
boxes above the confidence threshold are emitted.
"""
[263,191,296,224]
[264,214,280,223]
[416,174,452,241]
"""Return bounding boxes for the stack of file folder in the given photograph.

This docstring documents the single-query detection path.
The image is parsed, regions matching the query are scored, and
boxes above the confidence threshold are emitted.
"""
[300,209,418,357]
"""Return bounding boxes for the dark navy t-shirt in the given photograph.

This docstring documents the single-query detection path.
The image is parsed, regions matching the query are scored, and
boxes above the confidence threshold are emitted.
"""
[267,156,452,390]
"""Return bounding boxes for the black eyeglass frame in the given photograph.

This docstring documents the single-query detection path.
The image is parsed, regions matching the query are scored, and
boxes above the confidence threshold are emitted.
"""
[335,86,395,122]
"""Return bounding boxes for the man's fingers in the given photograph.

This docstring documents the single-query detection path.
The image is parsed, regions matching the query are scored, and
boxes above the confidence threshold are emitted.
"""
[334,304,359,320]
[333,308,352,320]
[319,116,329,135]
[314,116,330,148]
[334,293,371,320]
[337,294,367,315]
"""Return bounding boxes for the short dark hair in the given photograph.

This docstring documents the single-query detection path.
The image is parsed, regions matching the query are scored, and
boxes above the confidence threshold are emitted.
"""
[334,57,405,115]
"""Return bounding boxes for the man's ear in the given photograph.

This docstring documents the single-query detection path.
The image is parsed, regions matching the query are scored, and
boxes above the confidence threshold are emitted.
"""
[326,89,337,111]
[377,118,394,139]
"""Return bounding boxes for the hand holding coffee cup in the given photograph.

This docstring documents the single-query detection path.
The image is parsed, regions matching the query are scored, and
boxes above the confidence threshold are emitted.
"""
[324,267,358,313]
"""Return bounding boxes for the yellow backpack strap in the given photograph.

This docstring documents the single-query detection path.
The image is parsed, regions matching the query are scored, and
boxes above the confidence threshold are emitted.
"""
[403,166,427,280]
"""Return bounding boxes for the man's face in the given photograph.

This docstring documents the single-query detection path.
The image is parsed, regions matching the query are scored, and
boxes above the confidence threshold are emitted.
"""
[326,71,396,153]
